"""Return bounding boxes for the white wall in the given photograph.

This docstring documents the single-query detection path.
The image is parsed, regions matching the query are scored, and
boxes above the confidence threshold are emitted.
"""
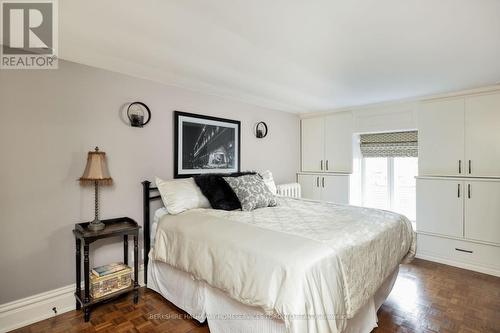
[0,60,300,303]
[352,101,418,134]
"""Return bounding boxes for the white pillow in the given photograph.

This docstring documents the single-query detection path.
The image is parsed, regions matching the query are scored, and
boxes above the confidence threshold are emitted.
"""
[155,177,210,215]
[260,170,277,195]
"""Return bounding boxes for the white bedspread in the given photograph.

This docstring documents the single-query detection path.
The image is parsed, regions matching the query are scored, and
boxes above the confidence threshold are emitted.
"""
[151,197,415,333]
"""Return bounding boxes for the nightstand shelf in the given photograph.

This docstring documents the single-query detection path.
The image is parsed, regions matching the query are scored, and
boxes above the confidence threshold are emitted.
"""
[74,281,137,307]
[73,217,141,322]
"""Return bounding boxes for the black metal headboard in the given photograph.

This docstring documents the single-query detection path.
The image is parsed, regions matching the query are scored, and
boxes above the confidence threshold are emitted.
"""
[142,180,162,285]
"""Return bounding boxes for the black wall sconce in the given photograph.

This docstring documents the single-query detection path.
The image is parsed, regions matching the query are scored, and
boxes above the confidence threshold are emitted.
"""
[127,102,151,127]
[255,121,268,138]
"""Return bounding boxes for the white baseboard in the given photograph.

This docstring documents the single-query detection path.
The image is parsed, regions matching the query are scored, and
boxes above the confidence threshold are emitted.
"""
[416,253,500,277]
[0,265,144,333]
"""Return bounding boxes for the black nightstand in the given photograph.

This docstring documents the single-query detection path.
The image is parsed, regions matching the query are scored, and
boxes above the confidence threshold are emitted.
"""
[73,217,141,322]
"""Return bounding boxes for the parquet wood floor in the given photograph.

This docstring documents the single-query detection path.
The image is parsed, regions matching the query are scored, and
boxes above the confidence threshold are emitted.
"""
[10,259,500,333]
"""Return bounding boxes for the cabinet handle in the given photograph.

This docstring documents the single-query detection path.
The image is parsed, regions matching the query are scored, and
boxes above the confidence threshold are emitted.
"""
[458,160,462,174]
[326,160,329,171]
[322,177,325,188]
[468,184,471,199]
[468,160,472,174]
[316,177,319,187]
[320,160,323,170]
[457,184,460,198]
[455,248,473,254]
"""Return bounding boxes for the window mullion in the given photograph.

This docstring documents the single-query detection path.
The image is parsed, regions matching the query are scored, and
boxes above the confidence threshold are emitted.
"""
[361,158,366,206]
[388,157,394,210]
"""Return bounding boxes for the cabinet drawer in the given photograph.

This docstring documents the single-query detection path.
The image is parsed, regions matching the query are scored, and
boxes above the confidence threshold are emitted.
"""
[417,233,500,276]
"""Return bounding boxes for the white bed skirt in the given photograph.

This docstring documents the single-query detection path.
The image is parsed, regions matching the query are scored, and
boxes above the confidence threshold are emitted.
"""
[147,260,399,333]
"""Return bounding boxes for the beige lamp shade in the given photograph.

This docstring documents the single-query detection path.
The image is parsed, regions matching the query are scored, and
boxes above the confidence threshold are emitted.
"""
[79,147,113,185]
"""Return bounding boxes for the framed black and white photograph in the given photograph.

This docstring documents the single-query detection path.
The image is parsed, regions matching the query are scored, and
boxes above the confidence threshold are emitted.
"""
[174,111,241,178]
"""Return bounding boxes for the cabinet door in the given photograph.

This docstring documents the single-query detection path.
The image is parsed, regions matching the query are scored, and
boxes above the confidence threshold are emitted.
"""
[298,174,321,200]
[301,118,325,172]
[465,92,500,177]
[416,179,464,238]
[465,181,500,245]
[320,175,350,204]
[418,98,465,176]
[324,112,353,173]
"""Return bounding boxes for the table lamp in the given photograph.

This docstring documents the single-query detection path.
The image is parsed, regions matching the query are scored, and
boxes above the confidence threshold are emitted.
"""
[79,147,113,231]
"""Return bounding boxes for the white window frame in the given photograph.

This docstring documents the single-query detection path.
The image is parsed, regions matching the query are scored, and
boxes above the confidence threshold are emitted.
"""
[361,157,415,221]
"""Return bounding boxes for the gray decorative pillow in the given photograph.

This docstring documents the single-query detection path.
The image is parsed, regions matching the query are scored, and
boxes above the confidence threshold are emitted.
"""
[223,174,277,211]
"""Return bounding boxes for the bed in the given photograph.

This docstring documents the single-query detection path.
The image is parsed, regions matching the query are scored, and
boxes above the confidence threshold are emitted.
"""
[141,181,415,333]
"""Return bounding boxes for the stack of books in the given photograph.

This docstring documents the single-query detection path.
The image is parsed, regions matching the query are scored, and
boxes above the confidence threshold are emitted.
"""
[91,262,129,277]
[90,263,132,298]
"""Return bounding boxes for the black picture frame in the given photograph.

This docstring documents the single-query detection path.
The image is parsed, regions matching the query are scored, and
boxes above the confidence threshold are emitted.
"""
[174,111,241,178]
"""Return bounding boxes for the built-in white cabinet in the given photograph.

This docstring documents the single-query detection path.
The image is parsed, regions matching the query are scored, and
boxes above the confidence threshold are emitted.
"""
[417,178,500,245]
[419,98,465,176]
[301,117,325,172]
[324,113,353,173]
[298,173,349,204]
[417,233,500,277]
[465,93,500,177]
[419,91,500,177]
[322,174,350,203]
[417,177,500,276]
[416,178,463,238]
[301,112,353,173]
[464,180,500,245]
[417,90,500,277]
[298,173,322,201]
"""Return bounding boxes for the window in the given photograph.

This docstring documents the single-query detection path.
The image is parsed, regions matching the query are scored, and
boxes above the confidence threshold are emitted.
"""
[354,131,418,221]
[362,157,389,210]
[362,157,417,220]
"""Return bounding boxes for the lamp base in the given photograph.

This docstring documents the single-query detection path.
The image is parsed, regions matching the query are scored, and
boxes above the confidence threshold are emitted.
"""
[88,219,105,231]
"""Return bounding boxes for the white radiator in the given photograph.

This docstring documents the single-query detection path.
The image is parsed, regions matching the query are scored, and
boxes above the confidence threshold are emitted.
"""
[276,183,301,198]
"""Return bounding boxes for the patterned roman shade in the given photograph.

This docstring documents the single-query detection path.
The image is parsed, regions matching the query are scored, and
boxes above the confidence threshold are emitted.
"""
[360,131,418,157]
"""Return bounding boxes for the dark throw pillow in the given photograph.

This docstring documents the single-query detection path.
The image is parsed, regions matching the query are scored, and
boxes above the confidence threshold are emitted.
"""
[194,172,255,210]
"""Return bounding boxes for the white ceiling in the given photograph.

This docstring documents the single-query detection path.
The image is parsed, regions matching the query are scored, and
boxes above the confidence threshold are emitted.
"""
[60,0,500,113]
